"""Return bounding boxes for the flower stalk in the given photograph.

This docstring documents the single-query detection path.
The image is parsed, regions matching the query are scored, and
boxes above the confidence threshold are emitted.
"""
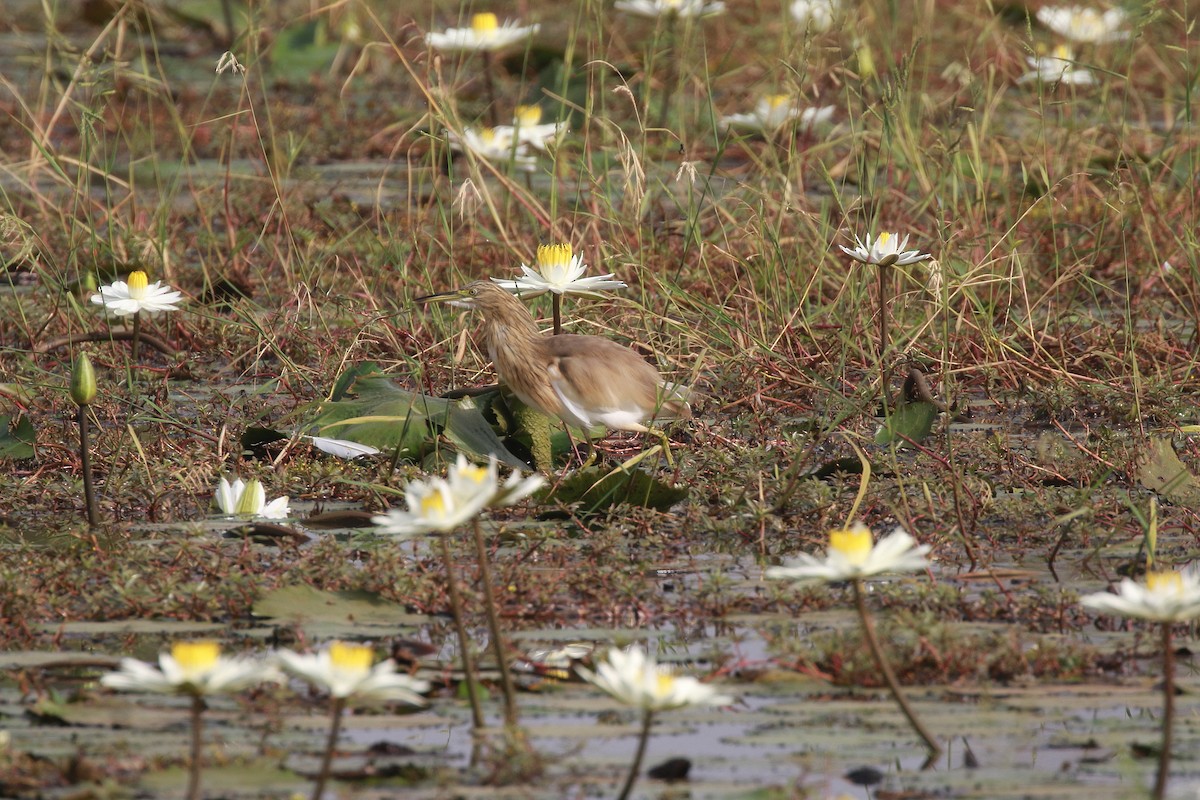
[1154,622,1174,800]
[130,310,142,364]
[876,254,899,401]
[440,534,485,732]
[312,696,347,800]
[851,578,941,768]
[615,708,654,800]
[481,51,499,127]
[472,518,520,727]
[186,695,205,800]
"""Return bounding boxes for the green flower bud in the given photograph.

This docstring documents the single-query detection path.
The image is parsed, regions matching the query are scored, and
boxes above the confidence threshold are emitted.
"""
[70,352,97,407]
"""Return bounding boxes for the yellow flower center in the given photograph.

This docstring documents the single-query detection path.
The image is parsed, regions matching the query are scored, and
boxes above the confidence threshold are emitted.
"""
[1147,571,1184,595]
[764,94,791,111]
[127,270,149,300]
[330,641,374,673]
[828,525,873,565]
[421,491,447,517]
[472,12,499,34]
[655,671,676,695]
[479,128,497,146]
[514,104,543,126]
[1051,44,1072,60]
[537,243,573,273]
[877,232,891,247]
[459,464,489,485]
[172,640,220,672]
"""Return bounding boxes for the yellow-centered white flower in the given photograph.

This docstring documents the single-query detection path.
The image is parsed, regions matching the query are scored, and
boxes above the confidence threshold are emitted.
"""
[577,645,733,711]
[491,105,567,152]
[91,270,183,317]
[372,454,543,537]
[214,476,290,520]
[839,231,932,266]
[446,127,537,172]
[765,523,931,583]
[1035,5,1129,43]
[789,0,840,32]
[720,95,835,133]
[277,642,430,704]
[1018,45,1095,85]
[1080,569,1200,623]
[615,0,726,18]
[424,12,540,53]
[101,641,279,696]
[492,243,627,299]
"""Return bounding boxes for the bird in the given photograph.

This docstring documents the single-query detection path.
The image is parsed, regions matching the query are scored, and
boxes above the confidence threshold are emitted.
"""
[417,280,691,465]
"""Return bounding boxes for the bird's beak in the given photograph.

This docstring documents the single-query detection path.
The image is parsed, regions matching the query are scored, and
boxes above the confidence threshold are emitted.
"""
[415,288,473,309]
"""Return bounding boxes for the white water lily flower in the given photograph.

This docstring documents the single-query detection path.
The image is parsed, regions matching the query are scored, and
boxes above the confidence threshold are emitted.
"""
[577,645,732,711]
[789,0,840,32]
[492,105,567,152]
[215,476,290,519]
[839,231,932,266]
[371,454,539,537]
[443,453,543,508]
[1018,45,1095,85]
[446,127,537,172]
[492,243,627,299]
[91,270,183,317]
[1081,569,1200,623]
[720,95,835,133]
[372,475,486,537]
[278,642,430,704]
[1035,5,1129,43]
[424,12,539,53]
[494,467,546,506]
[615,0,725,18]
[766,523,931,584]
[102,641,279,696]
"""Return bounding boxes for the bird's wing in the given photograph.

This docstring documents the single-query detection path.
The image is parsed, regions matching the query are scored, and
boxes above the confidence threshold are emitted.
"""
[545,336,661,432]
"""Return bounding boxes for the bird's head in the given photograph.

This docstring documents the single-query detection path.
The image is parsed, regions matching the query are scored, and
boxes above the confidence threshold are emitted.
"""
[416,280,526,316]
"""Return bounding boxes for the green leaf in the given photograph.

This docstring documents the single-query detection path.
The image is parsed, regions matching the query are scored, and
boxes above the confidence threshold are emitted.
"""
[241,426,287,454]
[329,361,381,401]
[268,18,341,78]
[1138,437,1200,509]
[443,396,531,470]
[550,465,688,514]
[311,369,529,468]
[0,414,35,459]
[874,399,936,447]
[252,585,430,638]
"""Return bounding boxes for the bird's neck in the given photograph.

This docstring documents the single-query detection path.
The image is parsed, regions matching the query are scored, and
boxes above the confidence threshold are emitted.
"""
[482,313,544,376]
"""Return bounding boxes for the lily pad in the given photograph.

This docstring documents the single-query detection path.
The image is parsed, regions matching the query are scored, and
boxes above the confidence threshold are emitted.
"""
[252,585,430,635]
[0,413,35,459]
[550,465,688,514]
[30,696,184,730]
[1138,437,1200,509]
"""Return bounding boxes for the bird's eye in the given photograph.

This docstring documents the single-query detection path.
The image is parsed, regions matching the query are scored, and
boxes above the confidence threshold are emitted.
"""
[469,287,479,296]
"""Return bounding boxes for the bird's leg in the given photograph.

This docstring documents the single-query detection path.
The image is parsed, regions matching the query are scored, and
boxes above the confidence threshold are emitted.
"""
[649,427,675,467]
[570,427,598,470]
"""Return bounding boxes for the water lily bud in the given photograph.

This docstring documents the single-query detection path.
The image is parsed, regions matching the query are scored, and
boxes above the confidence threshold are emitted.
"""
[70,352,97,407]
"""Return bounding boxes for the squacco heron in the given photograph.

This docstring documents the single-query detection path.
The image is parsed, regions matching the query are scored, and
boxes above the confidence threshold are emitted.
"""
[418,281,691,464]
